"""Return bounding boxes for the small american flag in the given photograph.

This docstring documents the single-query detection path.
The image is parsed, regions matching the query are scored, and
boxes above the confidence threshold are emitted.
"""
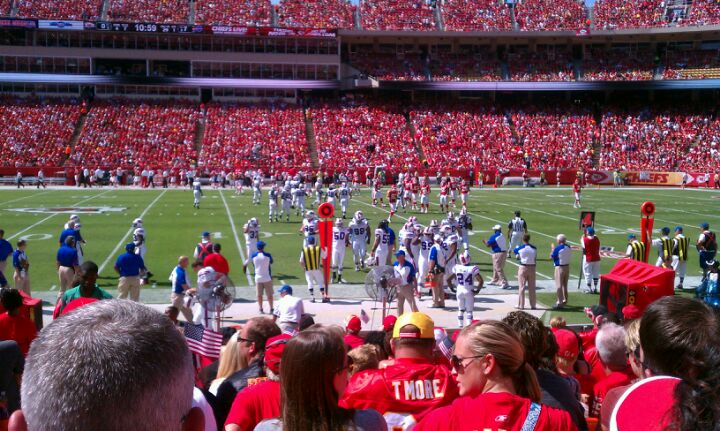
[184,323,223,360]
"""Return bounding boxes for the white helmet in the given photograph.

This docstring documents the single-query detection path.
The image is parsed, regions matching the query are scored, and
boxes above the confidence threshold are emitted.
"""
[132,218,143,228]
[354,210,364,220]
[459,207,468,216]
[69,214,80,221]
[306,210,316,220]
[74,223,82,230]
[429,219,439,228]
[408,216,417,225]
[441,225,452,236]
[133,228,145,237]
[447,212,456,220]
[250,217,258,226]
[335,218,344,227]
[423,226,433,235]
[459,251,471,265]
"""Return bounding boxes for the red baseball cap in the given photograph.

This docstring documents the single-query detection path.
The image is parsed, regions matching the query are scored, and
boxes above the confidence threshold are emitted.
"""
[264,334,292,375]
[554,329,579,360]
[345,315,362,333]
[610,376,680,431]
[382,315,397,332]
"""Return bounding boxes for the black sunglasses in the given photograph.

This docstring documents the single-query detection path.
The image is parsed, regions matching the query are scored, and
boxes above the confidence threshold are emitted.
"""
[450,354,485,372]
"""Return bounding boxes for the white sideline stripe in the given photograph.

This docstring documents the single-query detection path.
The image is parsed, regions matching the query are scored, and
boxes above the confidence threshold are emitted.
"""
[8,189,114,240]
[350,198,553,280]
[220,189,253,287]
[98,189,168,274]
[0,190,52,207]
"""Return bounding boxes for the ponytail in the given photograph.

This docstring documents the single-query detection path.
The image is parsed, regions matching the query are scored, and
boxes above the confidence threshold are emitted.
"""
[512,362,542,403]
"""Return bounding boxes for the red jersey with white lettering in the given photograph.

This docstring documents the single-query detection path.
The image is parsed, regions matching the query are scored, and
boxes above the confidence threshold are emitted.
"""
[416,392,577,431]
[374,182,382,192]
[582,235,601,262]
[573,183,581,194]
[440,185,449,196]
[339,357,458,427]
[388,189,399,202]
[461,184,469,194]
[420,184,429,195]
[412,183,420,194]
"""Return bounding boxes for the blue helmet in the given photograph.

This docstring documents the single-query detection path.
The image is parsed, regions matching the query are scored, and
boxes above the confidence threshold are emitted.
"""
[586,227,595,235]
[661,227,670,235]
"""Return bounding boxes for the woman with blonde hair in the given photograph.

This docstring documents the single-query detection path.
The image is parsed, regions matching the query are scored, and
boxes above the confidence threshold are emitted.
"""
[209,332,244,395]
[416,320,577,431]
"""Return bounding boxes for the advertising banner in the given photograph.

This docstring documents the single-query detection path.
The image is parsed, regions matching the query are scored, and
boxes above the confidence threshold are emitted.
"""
[38,20,84,30]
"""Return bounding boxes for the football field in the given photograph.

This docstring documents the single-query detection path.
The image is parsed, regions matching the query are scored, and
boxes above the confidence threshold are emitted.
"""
[0,185,716,323]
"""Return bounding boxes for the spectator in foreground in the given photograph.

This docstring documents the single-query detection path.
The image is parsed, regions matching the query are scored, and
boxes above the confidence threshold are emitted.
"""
[416,320,576,431]
[8,300,204,431]
[0,288,37,356]
[503,311,587,430]
[57,261,112,315]
[214,317,281,426]
[207,332,243,396]
[0,340,23,414]
[348,344,381,375]
[343,314,364,349]
[224,334,291,431]
[612,296,720,431]
[255,326,387,431]
[591,323,634,418]
[340,312,459,428]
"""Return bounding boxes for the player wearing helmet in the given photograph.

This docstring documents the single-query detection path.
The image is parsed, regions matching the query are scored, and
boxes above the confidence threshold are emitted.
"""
[349,211,370,271]
[268,185,279,222]
[387,185,399,219]
[332,218,350,283]
[439,179,450,213]
[419,181,430,213]
[243,218,260,264]
[280,185,293,222]
[371,219,393,267]
[460,180,470,209]
[301,211,319,247]
[338,182,351,219]
[458,208,473,250]
[452,251,483,327]
[417,226,435,288]
[192,178,202,208]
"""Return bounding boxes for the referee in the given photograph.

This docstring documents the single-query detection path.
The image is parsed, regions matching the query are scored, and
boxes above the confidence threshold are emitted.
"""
[299,237,327,303]
[56,236,80,300]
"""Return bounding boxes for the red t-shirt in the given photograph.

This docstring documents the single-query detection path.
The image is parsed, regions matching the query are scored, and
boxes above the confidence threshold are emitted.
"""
[591,368,635,417]
[582,236,601,262]
[416,392,577,431]
[0,312,37,356]
[203,253,229,275]
[225,380,280,429]
[344,333,365,350]
[339,357,459,427]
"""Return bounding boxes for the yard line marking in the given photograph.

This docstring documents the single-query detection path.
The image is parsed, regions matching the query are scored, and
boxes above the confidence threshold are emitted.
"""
[0,190,52,207]
[351,198,553,280]
[98,189,168,274]
[220,189,253,287]
[8,189,114,240]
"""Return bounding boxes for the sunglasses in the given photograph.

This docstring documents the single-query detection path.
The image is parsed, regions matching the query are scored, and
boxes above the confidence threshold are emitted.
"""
[450,354,485,372]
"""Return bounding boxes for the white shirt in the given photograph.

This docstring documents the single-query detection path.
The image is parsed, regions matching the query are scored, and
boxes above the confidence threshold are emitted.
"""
[514,244,537,265]
[244,225,260,244]
[393,261,413,286]
[252,251,272,283]
[375,229,391,253]
[453,264,480,294]
[349,219,369,243]
[274,294,304,324]
[302,219,318,237]
[333,227,349,249]
[192,388,218,431]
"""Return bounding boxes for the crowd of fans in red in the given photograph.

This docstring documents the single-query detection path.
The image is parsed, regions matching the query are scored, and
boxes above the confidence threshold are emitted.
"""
[3,96,720,173]
[440,0,511,31]
[429,49,501,81]
[201,102,311,173]
[582,48,655,81]
[67,100,199,170]
[360,0,437,31]
[0,97,82,168]
[107,0,190,24]
[277,0,355,29]
[15,0,101,20]
[682,0,720,26]
[593,0,664,30]
[195,0,272,26]
[349,51,427,81]
[515,0,587,31]
[310,96,419,170]
[507,46,575,81]
[663,48,720,79]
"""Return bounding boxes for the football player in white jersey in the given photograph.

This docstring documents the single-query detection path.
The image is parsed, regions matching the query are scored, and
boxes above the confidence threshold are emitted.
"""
[301,211,319,247]
[371,219,392,267]
[280,186,293,222]
[349,211,370,271]
[507,211,527,254]
[326,183,338,207]
[314,178,324,207]
[443,212,459,234]
[417,226,434,289]
[331,218,350,283]
[252,176,262,205]
[268,185,279,222]
[452,251,483,328]
[192,179,203,209]
[294,184,307,216]
[457,207,473,250]
[243,218,260,264]
[338,182,352,219]
[441,224,459,288]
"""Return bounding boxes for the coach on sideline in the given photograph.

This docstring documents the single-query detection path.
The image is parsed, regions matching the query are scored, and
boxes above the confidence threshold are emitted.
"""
[56,236,79,300]
[8,300,205,431]
[114,243,146,301]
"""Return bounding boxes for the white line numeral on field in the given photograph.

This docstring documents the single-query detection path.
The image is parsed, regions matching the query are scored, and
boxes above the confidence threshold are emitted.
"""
[212,232,223,239]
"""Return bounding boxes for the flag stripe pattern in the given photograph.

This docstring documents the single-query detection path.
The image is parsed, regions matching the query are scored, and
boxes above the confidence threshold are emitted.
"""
[184,323,223,359]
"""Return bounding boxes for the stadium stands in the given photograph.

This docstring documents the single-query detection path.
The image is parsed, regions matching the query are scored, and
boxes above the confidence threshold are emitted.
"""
[507,46,575,81]
[410,102,512,170]
[200,103,310,172]
[16,0,102,20]
[349,51,428,81]
[515,0,587,31]
[440,0,511,31]
[68,100,199,169]
[582,47,656,81]
[510,103,597,170]
[593,0,664,29]
[360,0,437,30]
[277,0,356,29]
[429,47,501,81]
[107,0,189,23]
[194,0,272,26]
[0,97,82,168]
[310,97,418,170]
[682,0,720,26]
[663,48,720,79]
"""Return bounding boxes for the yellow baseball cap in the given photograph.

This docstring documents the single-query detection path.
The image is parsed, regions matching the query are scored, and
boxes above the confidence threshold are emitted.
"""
[392,312,435,339]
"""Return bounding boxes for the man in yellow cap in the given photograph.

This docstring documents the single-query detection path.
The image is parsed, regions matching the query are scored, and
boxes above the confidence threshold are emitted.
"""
[340,312,459,429]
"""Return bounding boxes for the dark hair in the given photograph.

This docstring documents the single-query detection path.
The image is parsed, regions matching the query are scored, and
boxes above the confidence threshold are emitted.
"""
[0,229,4,236]
[280,326,354,431]
[1,288,23,312]
[502,311,548,369]
[363,330,391,360]
[17,240,26,248]
[299,314,315,331]
[212,243,222,252]
[523,234,531,243]
[640,296,720,431]
[245,316,281,354]
[539,327,559,373]
[73,261,99,287]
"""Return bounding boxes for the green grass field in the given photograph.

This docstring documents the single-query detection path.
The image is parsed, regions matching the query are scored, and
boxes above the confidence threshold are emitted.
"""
[0,185,717,322]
